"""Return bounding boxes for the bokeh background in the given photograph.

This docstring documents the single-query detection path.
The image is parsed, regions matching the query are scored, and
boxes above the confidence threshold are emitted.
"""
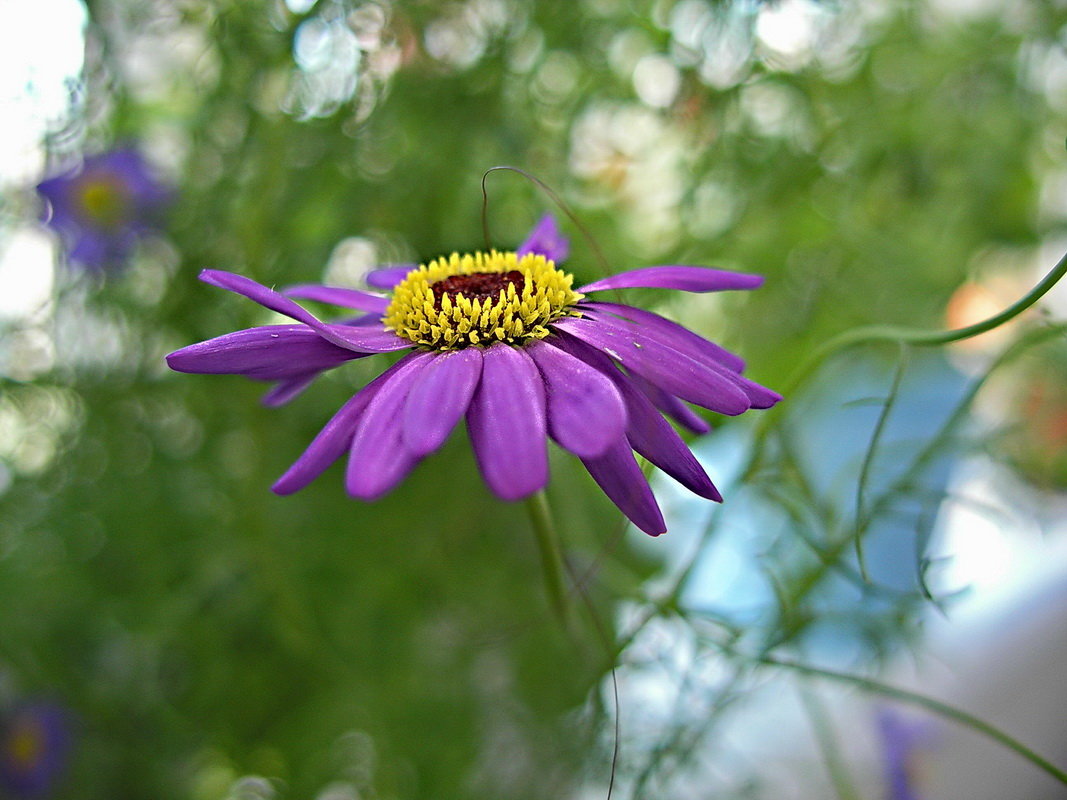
[2,0,1067,798]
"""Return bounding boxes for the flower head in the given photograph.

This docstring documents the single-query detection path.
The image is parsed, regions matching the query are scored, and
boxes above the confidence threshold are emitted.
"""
[0,702,71,798]
[36,147,169,272]
[167,214,780,535]
[384,249,581,349]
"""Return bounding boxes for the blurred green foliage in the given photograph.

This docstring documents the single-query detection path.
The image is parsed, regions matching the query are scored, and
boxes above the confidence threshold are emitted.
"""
[3,0,1067,797]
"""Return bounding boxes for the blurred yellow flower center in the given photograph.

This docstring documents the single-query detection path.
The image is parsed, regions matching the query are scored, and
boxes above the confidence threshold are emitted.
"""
[77,177,128,228]
[7,721,44,767]
[384,250,582,350]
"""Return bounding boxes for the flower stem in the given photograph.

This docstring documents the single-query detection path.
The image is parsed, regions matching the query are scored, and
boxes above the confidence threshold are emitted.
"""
[759,653,1067,786]
[746,247,1067,469]
[525,490,569,624]
[781,247,1067,404]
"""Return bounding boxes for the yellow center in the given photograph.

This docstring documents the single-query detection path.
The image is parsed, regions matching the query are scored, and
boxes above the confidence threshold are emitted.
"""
[384,250,583,350]
[7,720,44,768]
[77,177,128,228]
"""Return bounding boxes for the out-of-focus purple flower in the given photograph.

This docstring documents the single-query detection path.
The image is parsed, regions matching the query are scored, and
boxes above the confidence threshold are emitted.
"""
[877,708,933,800]
[167,214,780,535]
[36,147,169,272]
[0,702,72,798]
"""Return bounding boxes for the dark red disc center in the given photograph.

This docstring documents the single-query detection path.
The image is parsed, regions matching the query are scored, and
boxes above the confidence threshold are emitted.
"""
[430,270,525,309]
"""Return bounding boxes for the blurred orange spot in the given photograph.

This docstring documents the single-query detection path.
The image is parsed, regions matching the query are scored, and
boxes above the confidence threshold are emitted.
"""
[944,281,1016,353]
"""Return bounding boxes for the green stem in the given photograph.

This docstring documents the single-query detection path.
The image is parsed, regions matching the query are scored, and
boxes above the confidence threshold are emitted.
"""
[774,248,1067,421]
[761,654,1067,786]
[853,343,909,582]
[817,247,1067,351]
[798,684,862,800]
[525,490,569,623]
[747,247,1067,473]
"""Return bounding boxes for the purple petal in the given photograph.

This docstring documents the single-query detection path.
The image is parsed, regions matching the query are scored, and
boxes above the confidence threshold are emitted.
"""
[366,264,417,289]
[466,343,548,501]
[553,316,752,416]
[271,355,421,495]
[166,325,361,379]
[571,309,781,411]
[517,214,570,263]
[553,334,720,501]
[68,229,124,269]
[402,348,484,457]
[261,374,317,407]
[199,269,412,354]
[320,324,414,353]
[200,268,332,324]
[580,438,666,536]
[346,352,436,500]
[626,372,711,435]
[272,393,375,495]
[579,266,764,294]
[284,284,390,314]
[580,301,759,425]
[582,300,745,373]
[877,709,932,800]
[343,314,388,327]
[623,389,721,501]
[35,173,71,209]
[525,339,626,458]
[721,372,780,410]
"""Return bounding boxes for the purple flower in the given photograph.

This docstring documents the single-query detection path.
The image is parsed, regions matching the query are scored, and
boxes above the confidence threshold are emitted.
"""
[167,214,780,535]
[877,708,932,800]
[36,147,169,272]
[0,702,71,798]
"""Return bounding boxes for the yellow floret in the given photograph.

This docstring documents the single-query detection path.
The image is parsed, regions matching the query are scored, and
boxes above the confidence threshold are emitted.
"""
[383,250,583,350]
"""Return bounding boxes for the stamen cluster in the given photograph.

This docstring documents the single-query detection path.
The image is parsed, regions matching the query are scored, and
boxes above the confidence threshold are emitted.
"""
[384,250,582,349]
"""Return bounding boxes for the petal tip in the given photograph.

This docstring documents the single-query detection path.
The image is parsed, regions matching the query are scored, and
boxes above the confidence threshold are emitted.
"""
[488,480,545,503]
[748,387,783,409]
[259,394,287,409]
[164,349,193,373]
[270,478,297,496]
[687,474,723,503]
[344,477,396,502]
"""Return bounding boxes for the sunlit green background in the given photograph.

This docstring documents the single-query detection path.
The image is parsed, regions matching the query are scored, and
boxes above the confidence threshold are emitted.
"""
[2,1,1067,798]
